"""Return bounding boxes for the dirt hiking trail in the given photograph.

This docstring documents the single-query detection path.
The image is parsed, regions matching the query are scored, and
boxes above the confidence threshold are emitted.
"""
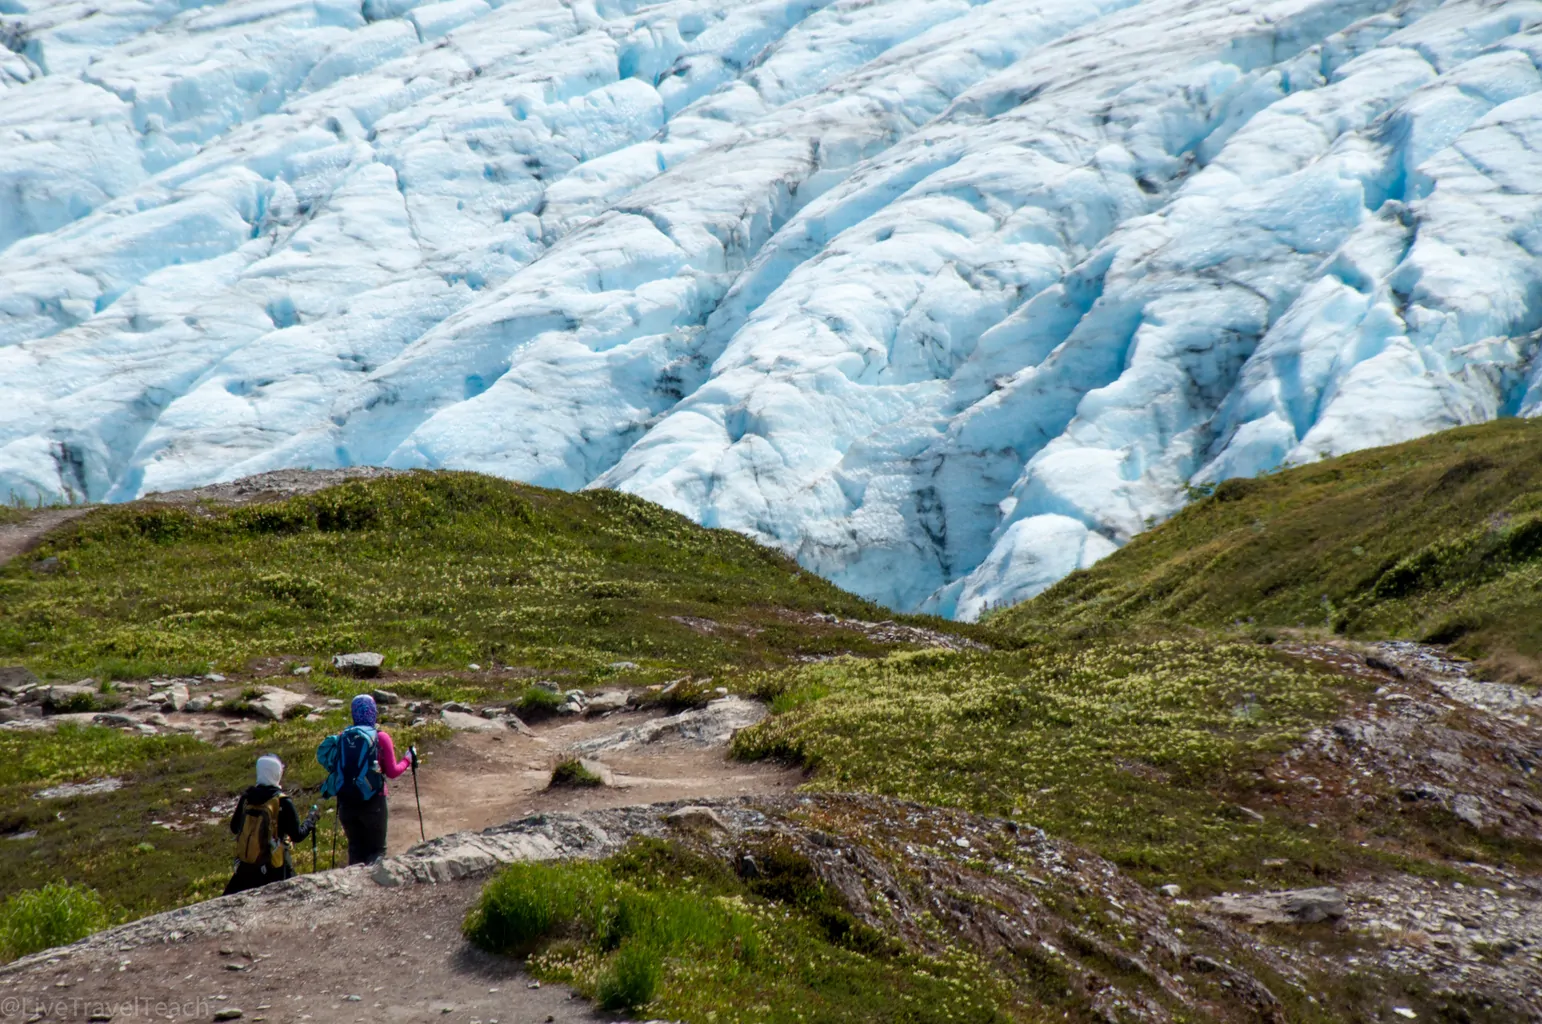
[391,710,803,856]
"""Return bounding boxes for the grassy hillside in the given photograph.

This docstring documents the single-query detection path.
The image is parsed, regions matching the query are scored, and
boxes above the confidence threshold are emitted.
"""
[0,471,937,680]
[997,418,1542,681]
[0,472,977,927]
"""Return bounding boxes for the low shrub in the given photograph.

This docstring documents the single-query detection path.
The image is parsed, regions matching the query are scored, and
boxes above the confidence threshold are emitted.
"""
[548,759,604,788]
[465,838,1016,1022]
[514,686,565,718]
[596,940,661,1010]
[0,882,107,961]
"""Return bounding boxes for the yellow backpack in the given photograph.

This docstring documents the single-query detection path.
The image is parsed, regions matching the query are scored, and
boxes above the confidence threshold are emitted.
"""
[236,793,288,869]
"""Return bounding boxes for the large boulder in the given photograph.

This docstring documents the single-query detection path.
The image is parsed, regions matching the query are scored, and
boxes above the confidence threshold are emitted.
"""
[41,683,98,712]
[158,682,190,713]
[248,687,310,721]
[666,806,729,831]
[1209,887,1347,925]
[371,688,401,705]
[440,710,502,732]
[0,666,38,696]
[585,691,629,715]
[333,652,385,678]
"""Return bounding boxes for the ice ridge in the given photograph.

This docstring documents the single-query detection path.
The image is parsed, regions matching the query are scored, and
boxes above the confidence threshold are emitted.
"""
[0,0,1539,619]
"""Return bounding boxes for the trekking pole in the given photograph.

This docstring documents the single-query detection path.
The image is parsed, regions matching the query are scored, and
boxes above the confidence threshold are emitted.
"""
[310,805,318,873]
[410,746,426,843]
[330,806,337,870]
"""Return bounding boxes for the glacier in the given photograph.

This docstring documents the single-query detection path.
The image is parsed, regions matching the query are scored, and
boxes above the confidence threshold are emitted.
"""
[0,0,1539,619]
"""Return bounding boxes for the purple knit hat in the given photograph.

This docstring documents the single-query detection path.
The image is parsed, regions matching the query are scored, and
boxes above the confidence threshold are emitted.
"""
[350,694,378,727]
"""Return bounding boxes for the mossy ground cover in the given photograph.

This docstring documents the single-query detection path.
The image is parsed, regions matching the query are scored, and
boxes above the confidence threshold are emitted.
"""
[731,640,1499,892]
[0,471,950,682]
[465,838,1026,1024]
[997,418,1542,683]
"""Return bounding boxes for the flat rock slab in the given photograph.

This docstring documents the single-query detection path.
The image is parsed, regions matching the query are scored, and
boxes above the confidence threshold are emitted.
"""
[333,652,385,678]
[439,710,528,733]
[585,690,630,714]
[35,778,124,800]
[666,806,730,831]
[249,687,309,721]
[1209,887,1347,925]
[573,697,767,755]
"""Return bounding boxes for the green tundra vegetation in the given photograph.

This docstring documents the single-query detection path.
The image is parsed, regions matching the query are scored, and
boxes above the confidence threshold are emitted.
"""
[999,417,1542,684]
[0,471,966,929]
[465,838,1020,1024]
[0,471,921,680]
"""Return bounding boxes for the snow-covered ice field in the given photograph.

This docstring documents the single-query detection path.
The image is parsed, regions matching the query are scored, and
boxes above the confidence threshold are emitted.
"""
[0,0,1538,617]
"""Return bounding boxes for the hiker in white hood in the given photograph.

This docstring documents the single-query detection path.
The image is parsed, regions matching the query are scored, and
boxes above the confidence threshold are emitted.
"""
[224,754,318,894]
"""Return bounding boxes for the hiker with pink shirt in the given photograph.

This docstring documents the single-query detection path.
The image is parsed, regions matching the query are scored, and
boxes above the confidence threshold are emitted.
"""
[315,693,416,865]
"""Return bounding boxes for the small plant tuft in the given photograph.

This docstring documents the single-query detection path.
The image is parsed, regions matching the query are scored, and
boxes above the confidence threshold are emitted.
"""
[596,940,661,1010]
[548,759,604,788]
[0,883,107,961]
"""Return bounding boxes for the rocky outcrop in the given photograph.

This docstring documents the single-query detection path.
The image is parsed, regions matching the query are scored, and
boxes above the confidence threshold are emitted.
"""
[333,652,385,678]
[1209,888,1347,925]
[247,687,310,721]
[572,697,766,755]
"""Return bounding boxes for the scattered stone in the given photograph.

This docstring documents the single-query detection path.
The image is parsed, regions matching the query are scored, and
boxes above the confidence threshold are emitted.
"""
[442,701,473,713]
[0,665,38,696]
[184,697,212,713]
[1159,884,1182,898]
[371,688,400,706]
[440,710,504,732]
[92,713,136,728]
[293,666,312,676]
[332,652,385,678]
[41,683,97,711]
[248,688,309,721]
[666,806,729,831]
[160,682,190,712]
[205,673,226,683]
[1209,887,1347,925]
[213,1010,243,1022]
[608,661,639,671]
[35,778,124,800]
[480,706,501,719]
[1452,793,1485,829]
[7,830,37,840]
[584,691,628,715]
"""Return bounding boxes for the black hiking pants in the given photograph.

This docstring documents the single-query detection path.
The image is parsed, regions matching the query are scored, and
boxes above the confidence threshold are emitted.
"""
[337,790,389,865]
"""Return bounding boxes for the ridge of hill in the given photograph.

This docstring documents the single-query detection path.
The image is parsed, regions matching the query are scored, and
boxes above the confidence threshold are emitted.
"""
[998,418,1542,684]
[1,469,979,679]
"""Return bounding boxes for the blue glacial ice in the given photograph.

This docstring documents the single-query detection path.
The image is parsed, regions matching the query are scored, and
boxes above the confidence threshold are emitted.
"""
[0,0,1539,619]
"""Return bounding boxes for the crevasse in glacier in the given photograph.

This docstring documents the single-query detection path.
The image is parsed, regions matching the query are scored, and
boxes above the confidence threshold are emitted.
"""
[0,0,1539,619]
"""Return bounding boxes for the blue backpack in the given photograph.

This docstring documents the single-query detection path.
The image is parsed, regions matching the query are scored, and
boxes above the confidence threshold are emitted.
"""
[317,724,383,801]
